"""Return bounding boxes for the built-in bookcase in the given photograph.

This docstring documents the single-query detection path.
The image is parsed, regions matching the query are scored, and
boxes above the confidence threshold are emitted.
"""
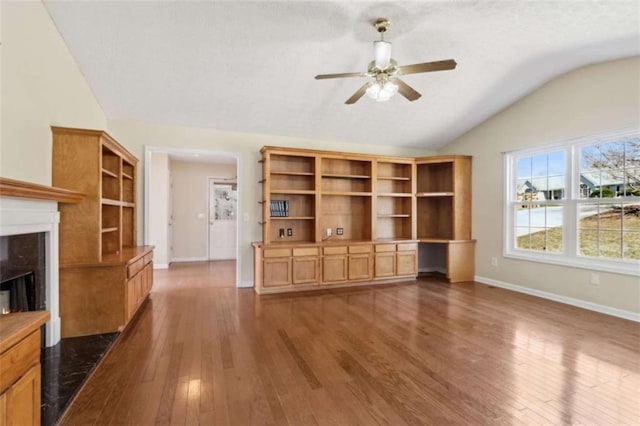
[53,127,139,263]
[375,160,415,240]
[415,157,471,241]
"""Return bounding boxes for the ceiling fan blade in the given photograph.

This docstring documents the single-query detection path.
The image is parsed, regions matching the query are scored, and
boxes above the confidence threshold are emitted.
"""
[399,59,457,75]
[395,79,422,101]
[315,72,367,80]
[345,82,373,104]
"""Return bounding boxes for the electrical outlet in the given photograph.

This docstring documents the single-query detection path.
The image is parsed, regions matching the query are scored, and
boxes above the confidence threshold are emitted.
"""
[287,228,293,237]
[336,227,344,235]
[326,228,332,237]
[590,272,600,286]
[279,228,285,238]
[491,257,498,267]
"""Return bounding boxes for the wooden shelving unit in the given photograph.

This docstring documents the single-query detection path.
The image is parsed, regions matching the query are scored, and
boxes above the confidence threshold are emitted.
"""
[255,147,474,293]
[415,156,474,282]
[52,127,154,338]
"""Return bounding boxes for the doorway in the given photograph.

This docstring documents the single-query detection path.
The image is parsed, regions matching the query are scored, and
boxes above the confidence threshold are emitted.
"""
[208,179,237,260]
[145,146,241,287]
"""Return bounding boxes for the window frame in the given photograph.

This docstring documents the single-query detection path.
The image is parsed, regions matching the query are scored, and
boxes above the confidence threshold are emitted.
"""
[504,128,640,277]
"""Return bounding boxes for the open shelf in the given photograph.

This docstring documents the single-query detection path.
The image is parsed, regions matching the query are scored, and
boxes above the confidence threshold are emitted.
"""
[322,173,370,179]
[321,194,372,241]
[270,154,315,174]
[416,161,454,193]
[102,168,118,179]
[416,192,454,197]
[101,227,118,233]
[417,197,453,240]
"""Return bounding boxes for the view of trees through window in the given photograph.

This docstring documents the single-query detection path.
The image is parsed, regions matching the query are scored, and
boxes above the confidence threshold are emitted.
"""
[511,133,639,263]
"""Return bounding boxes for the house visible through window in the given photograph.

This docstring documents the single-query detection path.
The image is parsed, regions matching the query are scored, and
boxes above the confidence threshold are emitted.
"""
[505,129,640,275]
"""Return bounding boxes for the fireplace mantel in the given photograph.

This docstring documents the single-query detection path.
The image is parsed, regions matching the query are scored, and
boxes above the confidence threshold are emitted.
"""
[0,178,74,347]
[0,177,83,203]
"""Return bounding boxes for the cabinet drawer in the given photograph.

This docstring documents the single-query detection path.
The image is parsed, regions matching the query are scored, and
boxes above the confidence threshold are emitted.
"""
[293,247,318,257]
[127,258,144,279]
[0,330,39,394]
[375,244,396,253]
[349,245,372,254]
[143,252,153,265]
[323,246,347,255]
[264,248,292,258]
[397,243,418,251]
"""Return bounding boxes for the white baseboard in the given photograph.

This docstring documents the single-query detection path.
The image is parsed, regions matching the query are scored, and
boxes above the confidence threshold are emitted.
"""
[475,275,640,322]
[238,280,254,288]
[153,263,169,269]
[170,257,207,263]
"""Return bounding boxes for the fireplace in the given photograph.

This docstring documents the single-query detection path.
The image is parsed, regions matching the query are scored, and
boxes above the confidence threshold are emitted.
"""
[0,196,61,347]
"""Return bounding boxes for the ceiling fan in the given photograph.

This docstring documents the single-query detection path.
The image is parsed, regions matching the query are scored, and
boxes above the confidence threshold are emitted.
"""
[315,18,457,104]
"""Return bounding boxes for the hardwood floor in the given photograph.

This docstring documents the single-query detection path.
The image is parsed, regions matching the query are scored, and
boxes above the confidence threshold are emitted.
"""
[59,264,640,425]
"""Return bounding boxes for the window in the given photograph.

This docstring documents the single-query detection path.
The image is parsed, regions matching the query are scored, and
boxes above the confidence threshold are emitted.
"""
[505,129,640,276]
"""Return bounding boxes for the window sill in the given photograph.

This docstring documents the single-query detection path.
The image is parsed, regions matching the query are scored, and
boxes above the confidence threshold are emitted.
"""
[504,250,640,277]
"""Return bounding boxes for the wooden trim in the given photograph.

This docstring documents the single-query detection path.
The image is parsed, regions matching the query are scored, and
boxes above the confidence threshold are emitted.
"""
[0,177,83,204]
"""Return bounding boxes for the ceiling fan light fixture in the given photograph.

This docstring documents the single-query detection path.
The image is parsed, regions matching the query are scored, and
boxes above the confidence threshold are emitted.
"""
[366,80,398,102]
[373,40,392,69]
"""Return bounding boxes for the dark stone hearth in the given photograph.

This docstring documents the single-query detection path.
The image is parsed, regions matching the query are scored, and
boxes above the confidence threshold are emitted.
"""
[41,332,119,426]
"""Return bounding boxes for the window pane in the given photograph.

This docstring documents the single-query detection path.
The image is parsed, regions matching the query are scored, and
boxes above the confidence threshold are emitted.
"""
[517,157,531,179]
[532,155,547,177]
[581,141,626,199]
[623,231,640,260]
[622,203,640,231]
[578,203,628,260]
[599,230,622,259]
[579,229,598,257]
[623,134,639,195]
[515,205,562,252]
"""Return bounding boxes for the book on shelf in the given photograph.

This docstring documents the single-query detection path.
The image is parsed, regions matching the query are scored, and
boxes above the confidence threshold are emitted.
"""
[270,200,289,217]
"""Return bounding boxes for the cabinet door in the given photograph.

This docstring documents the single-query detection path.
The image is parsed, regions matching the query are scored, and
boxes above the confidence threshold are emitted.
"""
[126,277,136,321]
[348,254,372,281]
[292,257,318,285]
[0,391,6,426]
[5,363,40,426]
[396,250,417,276]
[374,252,396,278]
[322,255,347,283]
[263,258,292,287]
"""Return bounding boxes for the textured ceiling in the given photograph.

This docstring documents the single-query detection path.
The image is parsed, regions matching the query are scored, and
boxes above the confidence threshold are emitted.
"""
[44,1,640,150]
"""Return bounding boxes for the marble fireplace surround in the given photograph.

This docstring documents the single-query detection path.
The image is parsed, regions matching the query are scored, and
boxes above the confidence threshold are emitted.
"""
[0,178,82,347]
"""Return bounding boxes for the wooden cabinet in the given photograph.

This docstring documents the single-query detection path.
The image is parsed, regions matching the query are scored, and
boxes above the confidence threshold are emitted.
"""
[348,245,372,281]
[0,312,49,426]
[397,243,418,276]
[52,127,154,337]
[254,241,418,293]
[322,246,348,284]
[415,156,474,282]
[52,127,137,264]
[254,147,473,293]
[60,247,154,337]
[292,247,319,285]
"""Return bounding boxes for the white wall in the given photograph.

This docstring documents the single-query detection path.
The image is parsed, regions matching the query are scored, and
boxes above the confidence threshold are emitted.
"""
[170,160,236,262]
[0,1,106,184]
[149,152,169,267]
[440,57,640,315]
[107,119,434,285]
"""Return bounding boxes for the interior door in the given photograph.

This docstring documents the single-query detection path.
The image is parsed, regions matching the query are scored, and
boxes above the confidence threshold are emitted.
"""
[208,180,237,260]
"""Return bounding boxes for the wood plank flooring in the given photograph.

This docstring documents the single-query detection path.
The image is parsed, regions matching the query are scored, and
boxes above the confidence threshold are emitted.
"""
[59,262,640,425]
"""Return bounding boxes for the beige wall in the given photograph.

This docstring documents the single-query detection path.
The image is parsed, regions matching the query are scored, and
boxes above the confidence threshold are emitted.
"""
[170,160,236,262]
[440,57,640,314]
[107,119,434,285]
[149,152,170,267]
[0,2,106,184]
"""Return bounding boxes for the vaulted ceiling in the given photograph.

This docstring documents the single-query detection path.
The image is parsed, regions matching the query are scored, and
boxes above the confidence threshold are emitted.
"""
[45,1,640,150]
